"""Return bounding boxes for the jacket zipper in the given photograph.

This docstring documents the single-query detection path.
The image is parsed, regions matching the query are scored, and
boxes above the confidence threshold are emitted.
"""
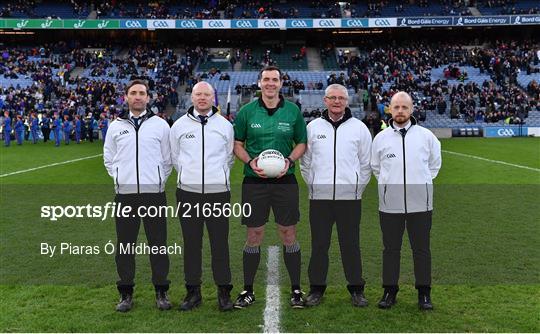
[201,120,206,194]
[332,126,337,200]
[135,121,140,194]
[401,131,407,213]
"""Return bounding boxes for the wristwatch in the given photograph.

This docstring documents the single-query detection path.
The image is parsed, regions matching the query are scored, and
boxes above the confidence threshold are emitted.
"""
[286,157,295,168]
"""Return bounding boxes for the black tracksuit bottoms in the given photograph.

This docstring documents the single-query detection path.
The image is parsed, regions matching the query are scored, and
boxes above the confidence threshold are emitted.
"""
[114,192,170,293]
[176,189,231,287]
[308,200,365,289]
[379,210,432,288]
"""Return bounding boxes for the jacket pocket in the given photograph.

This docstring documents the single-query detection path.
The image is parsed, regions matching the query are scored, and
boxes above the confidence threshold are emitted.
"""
[425,183,429,210]
[310,172,315,199]
[355,172,359,199]
[115,167,120,193]
[383,184,387,205]
[157,165,163,192]
[223,166,230,191]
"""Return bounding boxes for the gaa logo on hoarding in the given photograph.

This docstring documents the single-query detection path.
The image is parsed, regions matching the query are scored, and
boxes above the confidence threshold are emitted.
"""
[345,20,365,27]
[374,19,392,26]
[291,20,308,28]
[125,20,143,28]
[208,20,225,28]
[179,20,198,28]
[263,20,280,27]
[497,129,515,136]
[318,19,335,27]
[152,20,170,28]
[235,20,253,28]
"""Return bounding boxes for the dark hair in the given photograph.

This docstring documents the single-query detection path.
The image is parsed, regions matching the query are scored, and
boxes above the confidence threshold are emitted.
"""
[125,79,149,95]
[258,66,282,80]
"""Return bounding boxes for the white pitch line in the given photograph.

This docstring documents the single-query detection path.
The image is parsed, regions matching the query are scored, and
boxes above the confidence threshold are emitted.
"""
[0,154,103,178]
[442,150,540,172]
[263,245,281,334]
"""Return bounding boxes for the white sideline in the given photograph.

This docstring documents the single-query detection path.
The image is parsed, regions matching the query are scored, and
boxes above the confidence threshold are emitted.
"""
[0,154,103,178]
[263,245,281,334]
[442,150,540,172]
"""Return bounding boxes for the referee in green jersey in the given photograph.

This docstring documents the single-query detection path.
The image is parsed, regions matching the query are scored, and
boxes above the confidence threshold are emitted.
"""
[233,66,308,309]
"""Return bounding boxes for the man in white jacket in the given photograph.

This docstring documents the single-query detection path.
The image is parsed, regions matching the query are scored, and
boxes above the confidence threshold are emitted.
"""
[103,79,173,312]
[301,84,372,307]
[170,82,235,311]
[371,91,441,311]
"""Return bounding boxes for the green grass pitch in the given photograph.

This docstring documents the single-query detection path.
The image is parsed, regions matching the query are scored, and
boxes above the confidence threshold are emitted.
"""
[0,137,539,332]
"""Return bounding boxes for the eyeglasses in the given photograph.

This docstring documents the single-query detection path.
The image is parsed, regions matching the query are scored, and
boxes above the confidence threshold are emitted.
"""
[325,96,348,102]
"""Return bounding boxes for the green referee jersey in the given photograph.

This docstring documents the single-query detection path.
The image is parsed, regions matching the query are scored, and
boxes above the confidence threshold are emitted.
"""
[234,97,307,178]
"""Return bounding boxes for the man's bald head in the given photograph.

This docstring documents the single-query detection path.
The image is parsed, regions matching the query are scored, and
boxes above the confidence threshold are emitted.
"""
[191,81,215,114]
[390,91,414,126]
[390,91,413,106]
[192,81,215,95]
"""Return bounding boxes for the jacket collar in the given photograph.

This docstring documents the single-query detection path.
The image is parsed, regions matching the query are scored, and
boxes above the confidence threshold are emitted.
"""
[389,115,417,132]
[322,107,352,129]
[119,108,155,121]
[187,105,219,123]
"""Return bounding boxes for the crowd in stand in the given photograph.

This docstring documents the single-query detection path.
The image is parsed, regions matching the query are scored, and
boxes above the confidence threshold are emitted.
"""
[4,0,539,20]
[479,0,540,14]
[0,42,209,145]
[1,39,539,142]
[328,40,539,124]
[0,0,88,18]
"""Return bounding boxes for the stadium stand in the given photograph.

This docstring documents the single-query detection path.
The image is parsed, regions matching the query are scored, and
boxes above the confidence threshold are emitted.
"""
[3,0,540,19]
[1,36,539,132]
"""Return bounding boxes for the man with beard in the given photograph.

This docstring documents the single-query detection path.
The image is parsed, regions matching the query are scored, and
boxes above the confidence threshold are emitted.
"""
[371,91,441,311]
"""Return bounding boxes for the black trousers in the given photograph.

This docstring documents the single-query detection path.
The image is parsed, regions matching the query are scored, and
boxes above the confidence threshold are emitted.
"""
[379,211,432,288]
[115,192,170,292]
[41,127,50,142]
[176,189,231,286]
[308,200,365,288]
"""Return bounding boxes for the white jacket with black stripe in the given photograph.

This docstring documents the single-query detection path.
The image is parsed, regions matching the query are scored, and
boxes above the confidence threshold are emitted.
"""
[170,106,234,194]
[103,111,172,194]
[301,109,372,200]
[371,117,442,213]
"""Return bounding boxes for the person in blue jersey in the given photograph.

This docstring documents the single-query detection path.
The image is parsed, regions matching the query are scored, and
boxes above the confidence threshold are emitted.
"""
[15,115,24,145]
[62,115,72,145]
[3,111,11,147]
[87,113,94,142]
[52,113,61,147]
[99,113,109,143]
[30,112,39,144]
[74,115,82,144]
